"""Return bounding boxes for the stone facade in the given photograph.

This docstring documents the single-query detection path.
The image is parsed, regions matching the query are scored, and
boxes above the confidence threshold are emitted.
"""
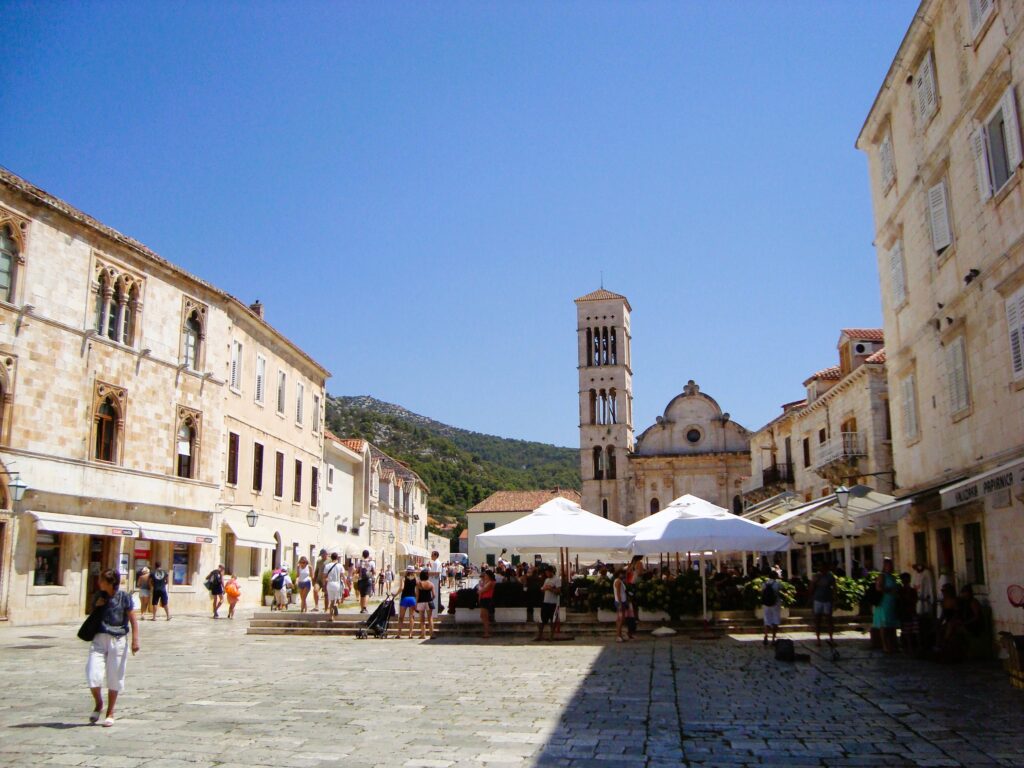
[575,289,750,524]
[857,0,1024,634]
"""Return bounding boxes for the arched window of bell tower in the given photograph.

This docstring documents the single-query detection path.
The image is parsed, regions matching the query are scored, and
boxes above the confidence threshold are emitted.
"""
[592,328,600,366]
[606,446,616,479]
[650,498,660,516]
[601,499,609,519]
[588,389,597,424]
[592,446,604,480]
[608,388,617,424]
[601,327,609,365]
[610,328,617,365]
[585,329,593,367]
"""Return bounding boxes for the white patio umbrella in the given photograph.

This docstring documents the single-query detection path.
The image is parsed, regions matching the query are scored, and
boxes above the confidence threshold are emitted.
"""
[628,494,790,620]
[475,496,634,577]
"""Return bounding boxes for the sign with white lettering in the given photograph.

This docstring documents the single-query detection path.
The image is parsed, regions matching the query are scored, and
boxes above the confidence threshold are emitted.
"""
[942,460,1023,510]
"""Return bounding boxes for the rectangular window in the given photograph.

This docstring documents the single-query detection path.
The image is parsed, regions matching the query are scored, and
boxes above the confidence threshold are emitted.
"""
[802,438,810,468]
[277,371,286,414]
[901,374,919,440]
[274,451,284,498]
[295,382,304,425]
[311,466,319,508]
[293,459,302,503]
[973,85,1023,200]
[484,522,495,567]
[914,531,928,568]
[888,240,906,306]
[172,542,192,585]
[312,394,320,433]
[230,341,242,391]
[33,531,62,586]
[946,336,970,415]
[818,428,826,445]
[255,355,266,404]
[969,0,995,38]
[227,432,239,485]
[927,180,953,253]
[327,464,334,489]
[1006,287,1024,380]
[252,442,264,492]
[879,130,896,190]
[915,51,937,127]
[249,547,261,578]
[963,521,985,585]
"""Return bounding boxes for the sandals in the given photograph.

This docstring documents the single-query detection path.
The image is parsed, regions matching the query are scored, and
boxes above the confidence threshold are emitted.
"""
[102,717,115,727]
[89,709,103,724]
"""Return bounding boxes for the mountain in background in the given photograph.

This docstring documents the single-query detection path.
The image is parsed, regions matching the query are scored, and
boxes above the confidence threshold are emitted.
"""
[325,395,581,521]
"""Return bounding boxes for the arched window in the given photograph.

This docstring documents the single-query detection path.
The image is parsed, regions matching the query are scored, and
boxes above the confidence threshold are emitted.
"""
[122,284,139,346]
[650,498,660,516]
[183,311,202,370]
[602,499,609,519]
[588,389,597,424]
[94,397,118,462]
[176,420,195,479]
[601,327,609,365]
[0,225,18,303]
[610,328,617,365]
[732,495,743,515]
[592,446,604,480]
[608,389,617,424]
[585,329,593,367]
[606,446,616,479]
[592,328,601,366]
[596,390,605,425]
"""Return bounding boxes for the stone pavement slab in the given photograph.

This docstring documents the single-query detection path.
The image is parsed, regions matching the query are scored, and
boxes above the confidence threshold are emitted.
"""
[0,616,1021,767]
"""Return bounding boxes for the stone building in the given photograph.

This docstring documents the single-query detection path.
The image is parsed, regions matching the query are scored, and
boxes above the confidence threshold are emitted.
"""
[367,443,430,570]
[0,168,331,624]
[857,0,1024,634]
[318,431,371,562]
[575,289,750,524]
[466,489,582,566]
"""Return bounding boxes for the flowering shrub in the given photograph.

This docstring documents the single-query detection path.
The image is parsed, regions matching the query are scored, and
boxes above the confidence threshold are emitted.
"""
[741,577,796,610]
[835,576,866,611]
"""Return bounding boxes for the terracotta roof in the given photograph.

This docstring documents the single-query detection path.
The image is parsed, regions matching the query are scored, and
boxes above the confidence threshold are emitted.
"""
[781,398,808,412]
[865,348,887,364]
[340,438,366,453]
[841,328,885,342]
[808,365,842,381]
[467,488,583,514]
[368,444,428,491]
[574,288,632,310]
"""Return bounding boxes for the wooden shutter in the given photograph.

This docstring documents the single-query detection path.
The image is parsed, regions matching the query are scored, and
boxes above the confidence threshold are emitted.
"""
[1001,86,1023,171]
[970,0,994,37]
[880,132,895,189]
[230,342,240,389]
[972,125,993,201]
[1007,290,1024,379]
[888,241,906,305]
[901,375,918,440]
[946,337,969,414]
[928,181,953,252]
[916,52,937,125]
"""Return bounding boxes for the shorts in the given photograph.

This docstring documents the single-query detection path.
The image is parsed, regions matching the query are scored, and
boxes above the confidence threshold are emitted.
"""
[540,603,557,625]
[138,589,150,599]
[274,588,288,605]
[813,600,833,616]
[86,633,129,691]
[298,580,312,591]
[479,597,495,620]
[400,596,417,609]
[357,579,371,594]
[415,601,432,613]
[327,583,343,602]
[762,605,782,626]
[151,590,168,607]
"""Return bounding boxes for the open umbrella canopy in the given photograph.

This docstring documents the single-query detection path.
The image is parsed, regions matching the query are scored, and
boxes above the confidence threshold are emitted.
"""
[628,494,790,554]
[474,496,635,551]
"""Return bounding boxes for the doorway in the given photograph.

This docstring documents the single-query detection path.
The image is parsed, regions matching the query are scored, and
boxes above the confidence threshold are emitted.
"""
[85,535,113,612]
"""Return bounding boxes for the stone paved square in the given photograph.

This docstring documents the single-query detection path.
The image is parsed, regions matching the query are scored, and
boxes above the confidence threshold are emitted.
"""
[1,616,1022,767]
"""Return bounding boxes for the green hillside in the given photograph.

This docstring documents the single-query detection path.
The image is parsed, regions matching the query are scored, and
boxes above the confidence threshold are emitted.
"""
[325,395,580,521]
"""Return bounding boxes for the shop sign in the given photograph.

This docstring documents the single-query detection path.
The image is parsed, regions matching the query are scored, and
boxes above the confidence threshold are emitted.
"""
[107,526,136,537]
[194,535,214,544]
[943,460,1023,509]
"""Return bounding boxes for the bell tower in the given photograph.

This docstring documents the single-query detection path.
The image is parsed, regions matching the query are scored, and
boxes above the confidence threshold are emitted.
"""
[575,289,634,524]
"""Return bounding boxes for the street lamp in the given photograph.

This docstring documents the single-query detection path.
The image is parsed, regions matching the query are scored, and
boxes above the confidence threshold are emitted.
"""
[834,485,852,576]
[7,473,27,503]
[388,532,395,544]
[245,508,259,528]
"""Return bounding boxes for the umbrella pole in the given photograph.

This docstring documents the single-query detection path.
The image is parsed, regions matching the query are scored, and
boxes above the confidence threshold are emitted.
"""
[675,552,680,575]
[700,554,708,623]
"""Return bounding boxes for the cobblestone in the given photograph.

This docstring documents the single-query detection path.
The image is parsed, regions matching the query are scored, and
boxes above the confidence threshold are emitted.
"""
[0,618,1021,767]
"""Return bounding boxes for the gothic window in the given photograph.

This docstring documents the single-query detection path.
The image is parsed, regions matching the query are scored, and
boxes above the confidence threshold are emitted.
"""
[180,298,207,371]
[183,312,202,370]
[585,329,593,367]
[650,498,660,515]
[92,262,144,348]
[606,446,616,479]
[610,328,617,365]
[0,225,19,303]
[95,398,117,462]
[176,420,195,479]
[592,446,604,480]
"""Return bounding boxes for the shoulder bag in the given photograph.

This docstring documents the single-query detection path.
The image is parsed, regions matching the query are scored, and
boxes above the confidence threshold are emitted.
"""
[77,605,104,642]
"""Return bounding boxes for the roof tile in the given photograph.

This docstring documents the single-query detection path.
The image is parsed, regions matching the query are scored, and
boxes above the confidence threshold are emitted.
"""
[841,328,885,342]
[467,488,583,513]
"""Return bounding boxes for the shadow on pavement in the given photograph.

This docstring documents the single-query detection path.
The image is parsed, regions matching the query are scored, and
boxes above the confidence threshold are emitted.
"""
[8,722,94,730]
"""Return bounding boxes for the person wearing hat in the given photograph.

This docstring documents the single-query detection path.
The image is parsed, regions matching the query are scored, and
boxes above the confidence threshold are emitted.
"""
[396,566,418,638]
[312,549,329,612]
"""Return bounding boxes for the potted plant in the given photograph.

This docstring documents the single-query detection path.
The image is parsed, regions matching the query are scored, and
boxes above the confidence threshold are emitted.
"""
[834,576,866,616]
[744,576,796,619]
[261,570,275,607]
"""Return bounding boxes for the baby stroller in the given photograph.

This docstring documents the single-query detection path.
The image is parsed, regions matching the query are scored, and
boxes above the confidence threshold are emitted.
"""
[356,593,396,639]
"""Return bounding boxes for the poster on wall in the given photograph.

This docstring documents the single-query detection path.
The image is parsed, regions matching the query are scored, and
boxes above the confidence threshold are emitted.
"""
[118,552,130,577]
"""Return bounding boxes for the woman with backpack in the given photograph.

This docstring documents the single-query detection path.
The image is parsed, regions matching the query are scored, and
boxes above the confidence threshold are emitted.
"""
[761,569,782,647]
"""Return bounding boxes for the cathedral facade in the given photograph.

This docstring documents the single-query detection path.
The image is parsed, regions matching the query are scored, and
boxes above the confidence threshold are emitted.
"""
[575,289,751,524]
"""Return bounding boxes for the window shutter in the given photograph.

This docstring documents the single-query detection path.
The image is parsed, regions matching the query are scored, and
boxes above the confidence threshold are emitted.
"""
[1000,86,1023,171]
[972,126,993,201]
[1008,290,1024,379]
[946,337,969,414]
[255,357,265,403]
[928,181,953,252]
[880,132,895,189]
[970,0,993,37]
[230,342,240,389]
[901,375,918,440]
[916,52,937,125]
[888,241,906,305]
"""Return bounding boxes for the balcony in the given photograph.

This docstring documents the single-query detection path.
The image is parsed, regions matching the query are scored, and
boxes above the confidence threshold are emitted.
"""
[761,461,794,487]
[815,432,866,470]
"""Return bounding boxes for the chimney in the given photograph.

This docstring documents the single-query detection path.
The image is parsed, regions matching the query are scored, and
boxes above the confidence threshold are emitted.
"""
[249,300,264,320]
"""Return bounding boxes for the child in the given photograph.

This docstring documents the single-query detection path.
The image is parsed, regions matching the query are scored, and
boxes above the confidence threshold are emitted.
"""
[224,574,241,619]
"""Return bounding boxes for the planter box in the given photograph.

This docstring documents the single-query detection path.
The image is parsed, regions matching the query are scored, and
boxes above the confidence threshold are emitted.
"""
[713,610,751,621]
[263,595,275,607]
[754,606,791,620]
[597,609,618,623]
[454,606,531,624]
[639,609,671,623]
[834,607,858,617]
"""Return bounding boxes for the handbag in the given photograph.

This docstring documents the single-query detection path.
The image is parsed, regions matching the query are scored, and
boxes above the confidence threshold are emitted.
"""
[77,606,104,642]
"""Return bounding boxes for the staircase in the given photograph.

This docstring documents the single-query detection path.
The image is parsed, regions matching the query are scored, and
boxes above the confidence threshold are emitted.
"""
[247,608,869,638]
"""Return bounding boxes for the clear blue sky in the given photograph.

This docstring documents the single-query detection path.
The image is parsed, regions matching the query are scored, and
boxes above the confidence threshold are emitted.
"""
[1,1,919,448]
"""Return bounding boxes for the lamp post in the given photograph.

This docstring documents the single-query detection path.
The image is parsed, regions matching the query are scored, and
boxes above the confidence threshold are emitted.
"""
[835,485,852,576]
[7,473,27,503]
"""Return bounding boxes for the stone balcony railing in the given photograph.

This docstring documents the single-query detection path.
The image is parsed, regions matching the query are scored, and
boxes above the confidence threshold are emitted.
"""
[815,431,866,469]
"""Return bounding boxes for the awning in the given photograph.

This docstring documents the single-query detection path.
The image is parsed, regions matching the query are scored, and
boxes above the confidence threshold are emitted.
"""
[28,511,139,538]
[764,496,836,531]
[323,540,365,558]
[223,517,277,550]
[940,456,1024,510]
[398,543,430,558]
[856,497,913,528]
[134,521,215,544]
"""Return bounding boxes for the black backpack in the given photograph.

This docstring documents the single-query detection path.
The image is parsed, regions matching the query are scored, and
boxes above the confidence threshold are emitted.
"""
[761,581,779,607]
[271,572,285,590]
[775,638,796,661]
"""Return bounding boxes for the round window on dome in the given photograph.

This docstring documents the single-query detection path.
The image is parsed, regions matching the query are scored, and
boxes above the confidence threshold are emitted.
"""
[686,429,702,444]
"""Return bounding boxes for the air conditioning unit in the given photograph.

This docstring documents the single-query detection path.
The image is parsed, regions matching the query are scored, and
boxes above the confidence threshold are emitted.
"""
[854,342,872,355]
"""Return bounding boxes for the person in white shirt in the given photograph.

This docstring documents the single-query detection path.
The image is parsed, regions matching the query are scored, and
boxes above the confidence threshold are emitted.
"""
[535,565,561,641]
[324,553,345,618]
[427,551,444,613]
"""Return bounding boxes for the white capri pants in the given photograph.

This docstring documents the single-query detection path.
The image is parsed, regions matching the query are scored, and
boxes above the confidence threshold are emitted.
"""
[326,582,343,602]
[86,633,129,691]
